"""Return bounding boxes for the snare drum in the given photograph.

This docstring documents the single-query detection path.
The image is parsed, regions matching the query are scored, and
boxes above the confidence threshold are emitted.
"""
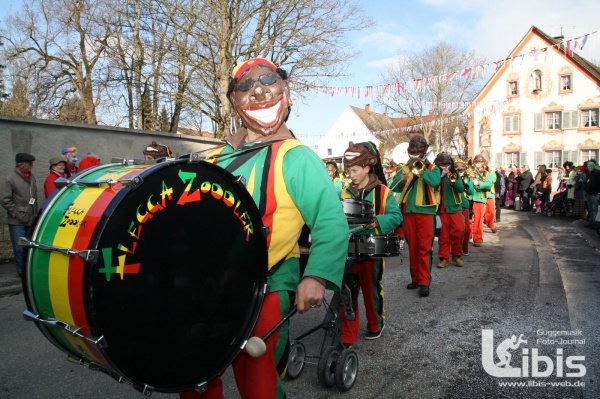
[341,199,374,224]
[347,233,400,259]
[22,159,267,394]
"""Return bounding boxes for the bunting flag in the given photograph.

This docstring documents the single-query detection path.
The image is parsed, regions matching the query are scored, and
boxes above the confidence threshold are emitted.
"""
[287,30,598,101]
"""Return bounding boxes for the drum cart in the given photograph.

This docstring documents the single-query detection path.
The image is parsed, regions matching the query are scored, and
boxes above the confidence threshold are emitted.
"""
[286,257,359,392]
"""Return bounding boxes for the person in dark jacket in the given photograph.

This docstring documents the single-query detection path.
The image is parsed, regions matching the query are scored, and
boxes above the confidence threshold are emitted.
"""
[583,159,600,227]
[518,165,534,211]
[0,153,39,277]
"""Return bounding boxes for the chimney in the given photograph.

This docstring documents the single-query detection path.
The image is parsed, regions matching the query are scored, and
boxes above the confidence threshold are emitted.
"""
[365,104,370,113]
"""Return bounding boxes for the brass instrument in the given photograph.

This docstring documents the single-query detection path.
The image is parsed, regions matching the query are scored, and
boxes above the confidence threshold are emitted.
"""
[466,159,485,181]
[448,173,458,182]
[407,149,433,176]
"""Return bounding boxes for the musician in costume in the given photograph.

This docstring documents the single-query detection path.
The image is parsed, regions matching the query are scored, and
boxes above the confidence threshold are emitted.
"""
[391,136,440,297]
[470,154,496,247]
[434,153,465,268]
[326,161,343,197]
[180,58,348,399]
[340,142,402,344]
[454,159,475,256]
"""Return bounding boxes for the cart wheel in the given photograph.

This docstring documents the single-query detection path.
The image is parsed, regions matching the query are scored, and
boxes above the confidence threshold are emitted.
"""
[317,346,339,387]
[335,349,358,391]
[287,341,306,380]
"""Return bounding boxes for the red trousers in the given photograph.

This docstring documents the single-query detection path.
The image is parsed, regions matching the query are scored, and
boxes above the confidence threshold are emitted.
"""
[403,213,435,286]
[484,198,496,231]
[341,258,385,344]
[472,201,485,244]
[438,212,465,260]
[461,208,471,252]
[179,292,290,399]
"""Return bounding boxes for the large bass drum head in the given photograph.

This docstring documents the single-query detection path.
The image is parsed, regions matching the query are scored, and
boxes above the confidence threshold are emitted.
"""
[89,160,267,392]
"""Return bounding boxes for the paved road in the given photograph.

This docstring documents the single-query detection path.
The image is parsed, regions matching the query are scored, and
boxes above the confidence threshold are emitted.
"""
[0,209,598,398]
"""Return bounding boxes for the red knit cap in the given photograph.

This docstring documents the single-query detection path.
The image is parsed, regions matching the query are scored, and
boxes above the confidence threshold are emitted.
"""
[232,58,278,79]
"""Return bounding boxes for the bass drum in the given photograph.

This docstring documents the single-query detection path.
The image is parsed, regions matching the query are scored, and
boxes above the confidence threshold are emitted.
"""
[23,159,268,394]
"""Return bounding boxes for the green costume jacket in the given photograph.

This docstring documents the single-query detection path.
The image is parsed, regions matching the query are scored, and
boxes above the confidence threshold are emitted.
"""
[439,175,465,214]
[472,171,496,203]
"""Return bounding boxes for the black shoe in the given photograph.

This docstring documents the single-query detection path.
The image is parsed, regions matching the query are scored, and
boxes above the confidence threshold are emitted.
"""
[419,286,430,297]
[463,251,469,256]
[491,229,497,234]
[406,282,419,290]
[364,325,385,340]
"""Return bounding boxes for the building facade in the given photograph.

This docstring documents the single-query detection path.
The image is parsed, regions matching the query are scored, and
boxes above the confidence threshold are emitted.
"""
[467,26,600,169]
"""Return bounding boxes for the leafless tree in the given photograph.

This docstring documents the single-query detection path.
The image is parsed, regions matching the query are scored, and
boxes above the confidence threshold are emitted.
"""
[379,42,486,156]
[1,0,117,124]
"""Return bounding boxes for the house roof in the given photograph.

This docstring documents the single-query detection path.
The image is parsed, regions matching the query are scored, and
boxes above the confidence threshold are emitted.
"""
[470,26,600,107]
[350,106,397,133]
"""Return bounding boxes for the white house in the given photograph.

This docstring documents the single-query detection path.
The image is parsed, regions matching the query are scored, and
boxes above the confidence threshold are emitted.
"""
[467,26,600,169]
[315,105,384,160]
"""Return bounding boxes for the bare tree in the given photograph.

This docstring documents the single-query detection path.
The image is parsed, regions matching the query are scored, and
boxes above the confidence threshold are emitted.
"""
[379,42,486,156]
[1,0,117,124]
[0,78,33,117]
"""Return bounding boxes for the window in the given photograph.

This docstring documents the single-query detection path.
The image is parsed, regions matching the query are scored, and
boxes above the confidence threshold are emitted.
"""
[327,148,332,156]
[581,109,599,127]
[545,151,561,168]
[546,112,561,130]
[505,152,519,168]
[508,81,519,97]
[560,75,572,92]
[504,114,519,133]
[581,149,599,163]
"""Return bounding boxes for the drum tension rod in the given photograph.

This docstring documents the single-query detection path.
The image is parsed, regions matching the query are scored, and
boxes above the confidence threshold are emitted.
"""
[18,237,99,264]
[23,309,107,349]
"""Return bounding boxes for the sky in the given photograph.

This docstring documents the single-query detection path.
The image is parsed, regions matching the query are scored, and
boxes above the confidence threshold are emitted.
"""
[2,0,599,145]
[285,0,600,147]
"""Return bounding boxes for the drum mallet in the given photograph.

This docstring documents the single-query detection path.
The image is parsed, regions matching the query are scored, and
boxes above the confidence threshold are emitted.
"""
[244,305,298,358]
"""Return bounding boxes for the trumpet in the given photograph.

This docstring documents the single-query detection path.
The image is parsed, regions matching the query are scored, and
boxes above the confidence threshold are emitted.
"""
[448,173,458,182]
[406,149,433,176]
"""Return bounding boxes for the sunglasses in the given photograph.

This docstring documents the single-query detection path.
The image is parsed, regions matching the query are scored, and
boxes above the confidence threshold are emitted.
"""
[236,73,279,92]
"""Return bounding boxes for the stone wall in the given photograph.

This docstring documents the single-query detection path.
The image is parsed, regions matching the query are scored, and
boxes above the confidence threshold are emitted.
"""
[0,115,223,261]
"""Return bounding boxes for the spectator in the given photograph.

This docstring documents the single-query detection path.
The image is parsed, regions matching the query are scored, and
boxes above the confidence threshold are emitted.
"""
[573,165,587,220]
[78,154,102,171]
[530,165,547,213]
[44,156,68,198]
[61,146,78,176]
[494,168,505,222]
[583,160,600,228]
[518,165,534,211]
[505,167,519,208]
[0,153,38,277]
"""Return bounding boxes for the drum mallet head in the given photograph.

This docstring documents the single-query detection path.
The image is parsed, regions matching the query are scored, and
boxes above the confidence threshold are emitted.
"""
[245,336,267,357]
[244,305,298,358]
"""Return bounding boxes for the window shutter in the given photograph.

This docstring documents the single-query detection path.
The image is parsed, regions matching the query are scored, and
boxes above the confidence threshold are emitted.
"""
[534,113,543,131]
[571,111,579,129]
[535,151,543,167]
[512,115,520,132]
[520,152,527,167]
[570,150,579,165]
[496,152,503,168]
[504,116,512,132]
[562,150,569,163]
[562,110,579,130]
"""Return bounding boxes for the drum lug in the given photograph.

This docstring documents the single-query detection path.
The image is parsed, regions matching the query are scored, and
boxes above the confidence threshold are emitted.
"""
[18,237,99,264]
[193,382,208,394]
[187,152,202,164]
[23,309,107,349]
[261,226,270,237]
[234,175,247,187]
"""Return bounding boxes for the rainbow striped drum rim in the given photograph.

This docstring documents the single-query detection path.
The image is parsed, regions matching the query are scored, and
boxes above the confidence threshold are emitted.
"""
[23,159,267,394]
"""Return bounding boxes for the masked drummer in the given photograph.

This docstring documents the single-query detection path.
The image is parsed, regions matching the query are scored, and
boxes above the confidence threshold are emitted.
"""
[434,153,465,268]
[340,142,401,345]
[471,154,497,247]
[390,135,440,297]
[181,58,348,399]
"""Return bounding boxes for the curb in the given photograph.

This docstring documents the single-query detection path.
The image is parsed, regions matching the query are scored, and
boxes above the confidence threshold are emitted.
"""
[0,283,23,296]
